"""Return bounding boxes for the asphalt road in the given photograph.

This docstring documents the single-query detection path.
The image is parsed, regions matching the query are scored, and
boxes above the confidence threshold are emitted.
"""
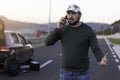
[0,39,120,80]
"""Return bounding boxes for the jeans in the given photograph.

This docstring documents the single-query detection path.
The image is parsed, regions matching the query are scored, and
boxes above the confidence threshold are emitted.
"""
[60,68,89,80]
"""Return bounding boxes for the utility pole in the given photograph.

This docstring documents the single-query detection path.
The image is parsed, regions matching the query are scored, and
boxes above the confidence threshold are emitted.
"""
[48,0,51,35]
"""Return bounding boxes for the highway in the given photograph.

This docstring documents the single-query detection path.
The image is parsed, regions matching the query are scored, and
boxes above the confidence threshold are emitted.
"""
[0,39,120,80]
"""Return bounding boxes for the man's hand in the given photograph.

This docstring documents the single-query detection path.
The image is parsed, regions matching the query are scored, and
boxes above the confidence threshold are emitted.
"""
[57,17,66,29]
[98,53,108,67]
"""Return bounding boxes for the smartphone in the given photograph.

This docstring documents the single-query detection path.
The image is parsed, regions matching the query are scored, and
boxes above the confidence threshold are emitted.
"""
[65,15,67,20]
[64,15,68,25]
[61,15,68,26]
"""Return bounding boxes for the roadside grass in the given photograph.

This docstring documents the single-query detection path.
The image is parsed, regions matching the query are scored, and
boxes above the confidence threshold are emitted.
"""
[30,39,45,45]
[108,38,120,45]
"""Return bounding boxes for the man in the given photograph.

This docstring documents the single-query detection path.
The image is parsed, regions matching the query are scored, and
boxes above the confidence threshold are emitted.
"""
[0,18,5,33]
[45,4,108,80]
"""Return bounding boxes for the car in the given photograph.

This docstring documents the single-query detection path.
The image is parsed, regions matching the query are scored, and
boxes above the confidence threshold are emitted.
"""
[0,30,35,75]
[0,19,40,76]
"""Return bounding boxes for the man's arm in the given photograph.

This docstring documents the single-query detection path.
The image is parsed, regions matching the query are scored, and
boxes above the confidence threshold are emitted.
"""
[45,28,61,46]
[45,16,67,46]
[89,30,108,66]
[98,53,108,66]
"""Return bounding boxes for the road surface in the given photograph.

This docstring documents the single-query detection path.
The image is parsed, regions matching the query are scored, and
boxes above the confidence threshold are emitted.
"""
[0,39,120,80]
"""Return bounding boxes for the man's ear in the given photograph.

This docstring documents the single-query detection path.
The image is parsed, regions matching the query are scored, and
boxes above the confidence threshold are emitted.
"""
[78,13,82,19]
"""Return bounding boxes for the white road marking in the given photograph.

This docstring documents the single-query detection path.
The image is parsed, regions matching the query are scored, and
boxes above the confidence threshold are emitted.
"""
[104,38,120,71]
[60,53,62,56]
[20,65,30,69]
[40,60,53,69]
[111,52,115,54]
[111,49,114,52]
[118,65,120,71]
[20,60,53,69]
[113,55,117,58]
[108,47,112,51]
[115,59,120,63]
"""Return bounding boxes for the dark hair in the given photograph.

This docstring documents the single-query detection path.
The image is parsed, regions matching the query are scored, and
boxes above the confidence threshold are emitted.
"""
[78,12,82,15]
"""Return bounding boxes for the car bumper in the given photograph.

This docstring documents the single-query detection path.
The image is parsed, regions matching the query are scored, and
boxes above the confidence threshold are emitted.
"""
[0,52,9,62]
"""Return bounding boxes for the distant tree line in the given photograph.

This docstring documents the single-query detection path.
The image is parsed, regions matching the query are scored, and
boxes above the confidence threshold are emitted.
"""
[96,19,120,35]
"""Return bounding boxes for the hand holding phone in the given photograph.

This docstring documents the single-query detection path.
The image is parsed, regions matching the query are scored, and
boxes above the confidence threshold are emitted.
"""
[57,16,67,29]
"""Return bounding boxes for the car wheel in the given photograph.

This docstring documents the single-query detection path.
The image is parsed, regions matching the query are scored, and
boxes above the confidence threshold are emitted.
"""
[4,58,20,76]
[30,61,40,70]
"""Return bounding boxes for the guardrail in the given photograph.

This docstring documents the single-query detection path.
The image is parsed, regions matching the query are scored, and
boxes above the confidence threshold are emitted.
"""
[26,35,47,41]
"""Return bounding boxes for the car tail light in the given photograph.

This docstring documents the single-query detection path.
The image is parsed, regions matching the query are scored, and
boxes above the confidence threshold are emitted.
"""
[0,45,9,51]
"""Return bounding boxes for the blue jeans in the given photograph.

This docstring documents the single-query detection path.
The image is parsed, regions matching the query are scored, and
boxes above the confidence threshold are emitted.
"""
[60,68,89,80]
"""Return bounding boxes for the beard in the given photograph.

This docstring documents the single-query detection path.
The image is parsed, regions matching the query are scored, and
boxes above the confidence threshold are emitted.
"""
[68,17,80,26]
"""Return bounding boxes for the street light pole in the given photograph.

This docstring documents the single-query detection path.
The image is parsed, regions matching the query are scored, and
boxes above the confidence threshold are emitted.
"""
[48,0,51,35]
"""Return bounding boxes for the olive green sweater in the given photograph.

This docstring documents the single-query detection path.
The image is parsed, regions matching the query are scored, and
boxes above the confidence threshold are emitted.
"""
[45,22,104,72]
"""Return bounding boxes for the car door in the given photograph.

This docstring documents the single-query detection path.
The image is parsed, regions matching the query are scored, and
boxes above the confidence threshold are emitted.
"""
[8,33,25,63]
[17,33,33,63]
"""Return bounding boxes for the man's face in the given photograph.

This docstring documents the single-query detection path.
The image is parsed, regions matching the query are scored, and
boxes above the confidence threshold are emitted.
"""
[0,24,3,33]
[66,11,81,25]
[0,24,3,30]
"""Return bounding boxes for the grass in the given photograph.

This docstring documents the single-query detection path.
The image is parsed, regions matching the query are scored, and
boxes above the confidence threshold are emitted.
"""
[30,39,45,45]
[108,38,120,45]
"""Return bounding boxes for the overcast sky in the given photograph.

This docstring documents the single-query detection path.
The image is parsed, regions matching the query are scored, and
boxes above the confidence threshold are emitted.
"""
[0,0,120,24]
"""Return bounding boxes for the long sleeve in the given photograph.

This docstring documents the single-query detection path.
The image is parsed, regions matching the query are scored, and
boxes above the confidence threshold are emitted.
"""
[89,30,104,62]
[45,28,62,46]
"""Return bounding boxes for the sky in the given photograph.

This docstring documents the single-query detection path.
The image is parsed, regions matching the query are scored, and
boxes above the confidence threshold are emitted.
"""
[0,0,120,24]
